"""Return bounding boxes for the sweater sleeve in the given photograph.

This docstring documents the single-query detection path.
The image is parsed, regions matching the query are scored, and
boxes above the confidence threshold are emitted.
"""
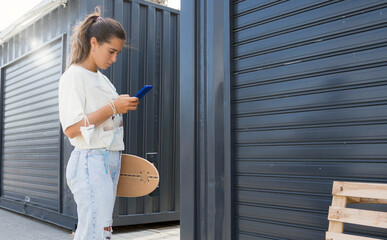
[58,69,86,132]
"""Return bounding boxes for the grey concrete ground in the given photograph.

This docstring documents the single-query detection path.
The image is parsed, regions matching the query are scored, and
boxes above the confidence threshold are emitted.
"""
[0,208,180,240]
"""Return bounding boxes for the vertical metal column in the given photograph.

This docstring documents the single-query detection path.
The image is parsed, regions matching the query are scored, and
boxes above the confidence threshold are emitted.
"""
[180,0,232,239]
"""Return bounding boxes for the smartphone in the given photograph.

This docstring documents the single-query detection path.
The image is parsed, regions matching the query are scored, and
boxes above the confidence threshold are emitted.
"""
[134,85,153,99]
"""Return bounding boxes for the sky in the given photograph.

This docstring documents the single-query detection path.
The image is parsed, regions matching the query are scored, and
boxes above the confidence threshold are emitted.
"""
[0,0,42,32]
[0,0,180,33]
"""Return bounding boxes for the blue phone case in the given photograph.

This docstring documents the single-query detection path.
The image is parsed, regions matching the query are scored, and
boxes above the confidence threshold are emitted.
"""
[134,85,153,99]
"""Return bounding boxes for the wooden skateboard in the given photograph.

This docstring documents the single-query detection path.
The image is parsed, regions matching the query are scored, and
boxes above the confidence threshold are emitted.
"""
[116,154,159,197]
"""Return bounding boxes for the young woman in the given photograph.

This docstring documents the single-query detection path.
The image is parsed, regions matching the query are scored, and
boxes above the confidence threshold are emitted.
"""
[58,7,138,240]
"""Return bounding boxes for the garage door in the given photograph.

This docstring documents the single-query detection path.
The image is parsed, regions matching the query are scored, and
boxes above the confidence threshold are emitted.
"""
[2,37,63,210]
[232,1,387,239]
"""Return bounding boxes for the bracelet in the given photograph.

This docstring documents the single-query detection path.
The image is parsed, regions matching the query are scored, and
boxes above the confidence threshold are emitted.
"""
[111,101,117,114]
[106,97,117,115]
[107,101,117,115]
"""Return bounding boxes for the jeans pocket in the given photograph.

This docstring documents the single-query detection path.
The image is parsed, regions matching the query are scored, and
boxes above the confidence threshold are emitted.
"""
[66,150,81,187]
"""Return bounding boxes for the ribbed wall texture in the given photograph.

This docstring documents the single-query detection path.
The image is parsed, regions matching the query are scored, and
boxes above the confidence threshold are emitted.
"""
[0,2,84,226]
[0,0,179,229]
[113,0,180,219]
[2,37,63,210]
[232,0,387,239]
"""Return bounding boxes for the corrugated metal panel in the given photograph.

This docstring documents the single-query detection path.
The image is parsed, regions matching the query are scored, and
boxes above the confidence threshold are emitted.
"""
[2,37,63,210]
[0,1,80,228]
[111,0,180,220]
[0,0,179,230]
[232,0,387,239]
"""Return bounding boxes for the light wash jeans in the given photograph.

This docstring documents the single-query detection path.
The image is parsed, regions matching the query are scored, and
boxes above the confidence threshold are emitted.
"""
[66,148,122,240]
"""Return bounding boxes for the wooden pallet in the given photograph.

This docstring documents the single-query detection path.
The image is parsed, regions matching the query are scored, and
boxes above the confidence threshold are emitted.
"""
[326,181,387,240]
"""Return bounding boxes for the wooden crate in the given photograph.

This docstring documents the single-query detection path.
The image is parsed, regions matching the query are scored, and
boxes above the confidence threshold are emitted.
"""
[326,181,387,240]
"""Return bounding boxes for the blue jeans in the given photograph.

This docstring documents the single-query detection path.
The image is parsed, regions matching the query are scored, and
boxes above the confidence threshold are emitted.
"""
[66,148,122,240]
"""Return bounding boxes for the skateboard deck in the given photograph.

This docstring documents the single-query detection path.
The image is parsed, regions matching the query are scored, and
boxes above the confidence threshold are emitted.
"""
[116,154,159,197]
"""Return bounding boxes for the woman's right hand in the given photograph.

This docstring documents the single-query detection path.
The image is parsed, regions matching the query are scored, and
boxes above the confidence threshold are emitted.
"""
[113,94,139,114]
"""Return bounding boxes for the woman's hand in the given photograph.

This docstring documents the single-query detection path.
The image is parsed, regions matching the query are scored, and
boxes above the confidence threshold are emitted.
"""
[113,94,139,114]
[64,95,137,139]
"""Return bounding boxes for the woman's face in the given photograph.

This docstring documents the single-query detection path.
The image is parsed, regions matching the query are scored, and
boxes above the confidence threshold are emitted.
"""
[92,37,125,70]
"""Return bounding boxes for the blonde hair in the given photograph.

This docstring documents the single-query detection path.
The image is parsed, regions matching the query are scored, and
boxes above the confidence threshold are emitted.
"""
[67,7,126,68]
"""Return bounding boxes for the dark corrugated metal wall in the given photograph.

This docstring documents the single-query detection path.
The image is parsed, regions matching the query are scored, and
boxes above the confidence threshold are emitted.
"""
[0,0,179,230]
[111,0,180,222]
[2,37,63,211]
[0,1,81,227]
[232,0,387,239]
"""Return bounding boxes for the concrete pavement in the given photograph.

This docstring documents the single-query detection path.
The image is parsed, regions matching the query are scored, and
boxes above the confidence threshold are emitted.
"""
[0,208,180,240]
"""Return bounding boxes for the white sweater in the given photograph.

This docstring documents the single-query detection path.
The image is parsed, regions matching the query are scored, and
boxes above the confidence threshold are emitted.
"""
[58,65,124,151]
